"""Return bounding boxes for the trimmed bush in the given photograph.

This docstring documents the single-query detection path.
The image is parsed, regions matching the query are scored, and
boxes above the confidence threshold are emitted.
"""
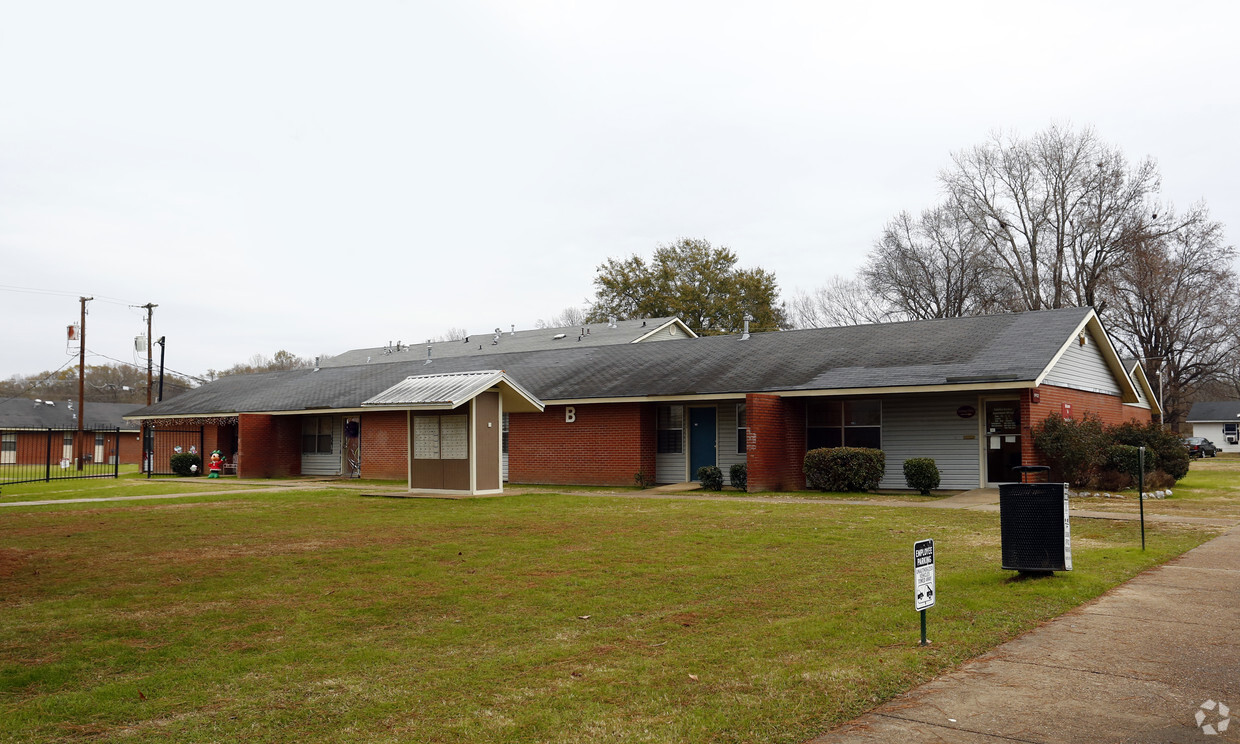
[729,463,747,491]
[1108,420,1190,482]
[1032,413,1109,486]
[697,466,724,491]
[803,447,885,492]
[634,470,655,489]
[903,457,940,495]
[170,452,202,477]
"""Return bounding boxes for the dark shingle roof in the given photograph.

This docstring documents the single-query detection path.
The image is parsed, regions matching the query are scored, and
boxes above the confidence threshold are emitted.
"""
[1187,401,1240,422]
[0,400,143,429]
[129,308,1095,418]
[319,317,693,367]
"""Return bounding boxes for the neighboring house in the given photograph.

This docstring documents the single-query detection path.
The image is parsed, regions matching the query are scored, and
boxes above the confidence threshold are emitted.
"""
[1186,401,1240,453]
[126,307,1157,494]
[0,399,143,466]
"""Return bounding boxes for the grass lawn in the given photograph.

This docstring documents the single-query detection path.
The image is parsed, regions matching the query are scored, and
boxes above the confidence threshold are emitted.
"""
[1069,457,1240,519]
[0,473,283,504]
[0,484,1223,743]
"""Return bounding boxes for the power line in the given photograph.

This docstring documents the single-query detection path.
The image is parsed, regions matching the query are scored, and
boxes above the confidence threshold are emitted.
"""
[0,284,139,307]
[86,349,207,386]
[0,357,79,406]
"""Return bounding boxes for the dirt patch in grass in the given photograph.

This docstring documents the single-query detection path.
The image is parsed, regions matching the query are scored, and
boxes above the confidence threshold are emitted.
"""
[0,548,34,578]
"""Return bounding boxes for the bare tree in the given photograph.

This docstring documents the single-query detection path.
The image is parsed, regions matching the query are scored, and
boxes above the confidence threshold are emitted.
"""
[786,275,894,328]
[862,207,1005,319]
[941,124,1172,313]
[535,306,588,329]
[1107,212,1239,427]
[428,328,469,343]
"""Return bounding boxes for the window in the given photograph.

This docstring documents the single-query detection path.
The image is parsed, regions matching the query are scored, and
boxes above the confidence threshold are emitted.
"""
[736,403,747,454]
[1,433,13,465]
[657,405,683,454]
[1225,423,1238,436]
[806,399,881,450]
[502,413,510,455]
[301,416,333,454]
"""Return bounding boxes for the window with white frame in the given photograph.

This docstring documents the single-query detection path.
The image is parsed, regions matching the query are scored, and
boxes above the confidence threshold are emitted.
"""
[657,405,684,454]
[736,403,747,454]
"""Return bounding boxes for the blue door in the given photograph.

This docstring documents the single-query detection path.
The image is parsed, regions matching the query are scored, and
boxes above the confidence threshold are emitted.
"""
[689,407,717,480]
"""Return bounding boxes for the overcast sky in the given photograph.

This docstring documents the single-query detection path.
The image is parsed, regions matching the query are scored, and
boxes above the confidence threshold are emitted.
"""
[2,0,1236,385]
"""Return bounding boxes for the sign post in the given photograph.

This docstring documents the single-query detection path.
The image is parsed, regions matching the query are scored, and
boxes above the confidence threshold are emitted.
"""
[914,539,935,646]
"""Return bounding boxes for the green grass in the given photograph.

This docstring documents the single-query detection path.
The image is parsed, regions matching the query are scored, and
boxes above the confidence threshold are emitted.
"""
[0,473,275,504]
[0,485,1216,743]
[1070,457,1240,519]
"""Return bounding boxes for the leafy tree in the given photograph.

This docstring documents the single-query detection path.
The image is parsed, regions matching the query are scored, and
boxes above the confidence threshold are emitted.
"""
[588,238,786,334]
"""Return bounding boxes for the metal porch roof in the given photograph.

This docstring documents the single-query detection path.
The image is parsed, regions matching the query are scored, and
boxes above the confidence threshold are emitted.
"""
[361,370,544,412]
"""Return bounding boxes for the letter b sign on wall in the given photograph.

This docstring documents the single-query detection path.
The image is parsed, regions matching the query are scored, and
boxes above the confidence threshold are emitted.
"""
[565,406,576,423]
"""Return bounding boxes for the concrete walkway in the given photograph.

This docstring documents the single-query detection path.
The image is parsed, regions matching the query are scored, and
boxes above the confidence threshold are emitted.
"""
[809,526,1240,744]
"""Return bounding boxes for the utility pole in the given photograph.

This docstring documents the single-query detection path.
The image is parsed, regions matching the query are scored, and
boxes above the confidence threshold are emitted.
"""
[155,336,166,402]
[78,296,93,470]
[141,303,157,405]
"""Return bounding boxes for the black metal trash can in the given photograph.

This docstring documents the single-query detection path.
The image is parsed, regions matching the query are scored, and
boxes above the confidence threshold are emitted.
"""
[999,467,1072,573]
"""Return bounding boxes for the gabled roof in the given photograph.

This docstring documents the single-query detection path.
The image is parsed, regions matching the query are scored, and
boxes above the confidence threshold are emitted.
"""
[0,399,143,430]
[1186,401,1240,422]
[319,317,696,368]
[362,370,544,413]
[128,308,1127,420]
[1119,358,1161,414]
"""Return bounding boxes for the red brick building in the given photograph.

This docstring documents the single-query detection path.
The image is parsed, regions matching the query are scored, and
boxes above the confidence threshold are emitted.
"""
[128,308,1158,493]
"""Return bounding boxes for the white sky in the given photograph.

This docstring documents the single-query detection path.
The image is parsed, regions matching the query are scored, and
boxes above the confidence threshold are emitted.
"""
[2,0,1236,383]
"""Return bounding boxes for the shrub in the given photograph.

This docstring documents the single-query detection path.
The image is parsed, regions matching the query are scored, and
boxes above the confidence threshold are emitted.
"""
[1032,413,1109,486]
[1108,420,1190,481]
[902,457,940,495]
[1105,444,1155,481]
[1146,469,1177,489]
[697,466,723,491]
[170,452,202,477]
[1093,468,1133,491]
[634,469,655,489]
[803,447,885,492]
[729,463,747,491]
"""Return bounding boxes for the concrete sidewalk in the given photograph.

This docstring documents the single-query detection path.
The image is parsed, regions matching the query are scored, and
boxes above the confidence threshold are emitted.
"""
[809,527,1240,743]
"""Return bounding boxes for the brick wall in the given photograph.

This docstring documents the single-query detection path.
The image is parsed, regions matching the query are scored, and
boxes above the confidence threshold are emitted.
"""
[117,431,142,464]
[508,402,655,486]
[745,393,807,492]
[237,414,301,478]
[1020,385,1155,466]
[360,410,407,480]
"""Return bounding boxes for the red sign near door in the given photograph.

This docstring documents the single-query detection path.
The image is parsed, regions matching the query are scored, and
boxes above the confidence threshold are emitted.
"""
[1062,402,1073,420]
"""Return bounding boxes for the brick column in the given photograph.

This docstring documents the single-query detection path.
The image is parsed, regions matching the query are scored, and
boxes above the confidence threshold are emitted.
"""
[746,394,806,492]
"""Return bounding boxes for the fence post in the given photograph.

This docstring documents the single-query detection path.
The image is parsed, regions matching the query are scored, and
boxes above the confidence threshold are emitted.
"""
[44,428,52,483]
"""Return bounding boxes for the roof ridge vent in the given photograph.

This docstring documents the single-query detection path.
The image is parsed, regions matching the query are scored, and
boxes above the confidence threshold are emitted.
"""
[741,314,753,341]
[425,345,433,365]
